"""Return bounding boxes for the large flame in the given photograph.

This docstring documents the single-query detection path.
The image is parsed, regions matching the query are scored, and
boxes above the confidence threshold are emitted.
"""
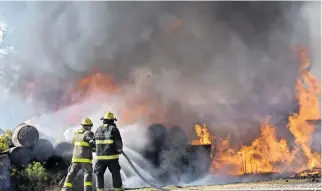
[67,72,120,102]
[192,47,321,175]
[62,73,120,125]
[64,71,161,126]
[47,45,320,176]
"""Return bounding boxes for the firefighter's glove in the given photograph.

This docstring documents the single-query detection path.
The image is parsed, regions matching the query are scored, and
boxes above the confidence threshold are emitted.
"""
[117,149,123,154]
[89,140,95,148]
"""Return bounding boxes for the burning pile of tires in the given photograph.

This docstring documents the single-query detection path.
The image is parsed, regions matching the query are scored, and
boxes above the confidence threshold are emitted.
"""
[142,124,212,184]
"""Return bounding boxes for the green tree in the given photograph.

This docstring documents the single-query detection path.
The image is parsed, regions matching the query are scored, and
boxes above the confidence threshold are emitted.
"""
[24,162,48,187]
[0,130,11,152]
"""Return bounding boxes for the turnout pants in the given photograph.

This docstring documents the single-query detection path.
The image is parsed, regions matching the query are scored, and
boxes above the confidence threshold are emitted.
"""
[62,162,93,191]
[94,159,123,191]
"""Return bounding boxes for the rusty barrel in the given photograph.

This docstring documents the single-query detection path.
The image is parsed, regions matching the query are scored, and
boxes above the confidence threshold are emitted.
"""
[11,123,39,148]
[31,139,54,163]
[9,147,33,167]
[0,154,11,190]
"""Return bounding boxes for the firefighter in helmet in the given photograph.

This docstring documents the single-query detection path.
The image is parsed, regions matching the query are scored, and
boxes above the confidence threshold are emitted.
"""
[62,118,95,191]
[94,112,123,191]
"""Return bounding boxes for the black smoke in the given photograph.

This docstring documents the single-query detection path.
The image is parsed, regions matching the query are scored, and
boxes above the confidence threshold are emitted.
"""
[0,2,320,144]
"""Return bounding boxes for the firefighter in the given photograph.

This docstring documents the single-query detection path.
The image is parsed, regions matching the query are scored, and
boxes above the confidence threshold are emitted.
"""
[62,118,95,191]
[94,112,123,191]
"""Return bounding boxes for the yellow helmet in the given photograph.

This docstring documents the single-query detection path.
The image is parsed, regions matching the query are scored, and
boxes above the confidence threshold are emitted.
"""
[103,112,116,120]
[81,118,93,126]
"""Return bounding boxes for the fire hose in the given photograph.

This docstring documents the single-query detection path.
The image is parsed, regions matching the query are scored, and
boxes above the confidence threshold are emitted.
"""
[121,151,170,191]
[59,152,170,191]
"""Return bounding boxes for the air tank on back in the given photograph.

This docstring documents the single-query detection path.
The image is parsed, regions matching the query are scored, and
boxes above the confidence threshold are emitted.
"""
[11,123,39,148]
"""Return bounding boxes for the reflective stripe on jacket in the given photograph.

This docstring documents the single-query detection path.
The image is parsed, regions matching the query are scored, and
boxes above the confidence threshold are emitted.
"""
[72,128,93,163]
[94,123,122,160]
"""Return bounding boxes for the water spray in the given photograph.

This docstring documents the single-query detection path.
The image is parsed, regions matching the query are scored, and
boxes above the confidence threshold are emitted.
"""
[122,151,170,191]
[58,151,170,191]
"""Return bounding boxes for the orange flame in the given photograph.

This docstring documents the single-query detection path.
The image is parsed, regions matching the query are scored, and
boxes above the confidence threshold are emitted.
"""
[288,47,321,170]
[63,73,120,125]
[192,47,321,175]
[73,72,120,99]
[192,124,213,145]
[65,71,163,126]
[211,119,297,175]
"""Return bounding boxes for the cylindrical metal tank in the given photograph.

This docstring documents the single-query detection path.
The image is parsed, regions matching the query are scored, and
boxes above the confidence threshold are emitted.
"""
[11,123,39,148]
[44,156,69,171]
[183,144,212,182]
[54,142,73,163]
[147,123,168,146]
[31,139,54,163]
[0,154,11,190]
[166,126,188,147]
[143,124,168,168]
[9,147,33,167]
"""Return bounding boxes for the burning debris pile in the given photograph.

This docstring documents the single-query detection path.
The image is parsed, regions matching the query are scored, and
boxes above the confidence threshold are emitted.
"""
[0,2,321,190]
[49,46,320,185]
[140,124,212,184]
[0,47,319,189]
[192,47,321,179]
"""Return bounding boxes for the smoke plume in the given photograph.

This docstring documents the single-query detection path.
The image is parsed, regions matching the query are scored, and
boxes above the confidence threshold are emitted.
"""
[0,1,320,187]
[0,1,320,155]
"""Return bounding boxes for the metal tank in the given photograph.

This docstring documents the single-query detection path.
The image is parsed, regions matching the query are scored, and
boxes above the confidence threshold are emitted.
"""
[11,123,39,148]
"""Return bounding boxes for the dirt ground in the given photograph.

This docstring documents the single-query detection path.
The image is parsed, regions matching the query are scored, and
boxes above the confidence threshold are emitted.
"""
[128,178,322,191]
[48,178,321,191]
